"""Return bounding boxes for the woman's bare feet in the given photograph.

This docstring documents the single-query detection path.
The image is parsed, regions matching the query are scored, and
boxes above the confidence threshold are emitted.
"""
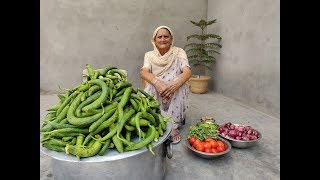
[170,128,181,144]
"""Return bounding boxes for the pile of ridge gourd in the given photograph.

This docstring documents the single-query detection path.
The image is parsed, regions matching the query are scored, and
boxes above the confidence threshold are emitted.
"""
[40,64,170,160]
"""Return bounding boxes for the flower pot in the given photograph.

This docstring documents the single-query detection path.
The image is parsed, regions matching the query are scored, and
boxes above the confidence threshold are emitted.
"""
[188,75,211,94]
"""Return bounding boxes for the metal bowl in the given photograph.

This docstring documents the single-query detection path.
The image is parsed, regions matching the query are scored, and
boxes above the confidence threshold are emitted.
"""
[184,137,231,159]
[219,124,262,149]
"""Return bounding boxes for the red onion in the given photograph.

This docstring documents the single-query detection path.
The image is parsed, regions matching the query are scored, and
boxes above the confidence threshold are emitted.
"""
[235,136,242,140]
[219,122,260,141]
[237,126,245,132]
[225,122,232,128]
[244,126,251,131]
[228,130,237,138]
[252,130,259,136]
[218,127,224,133]
[250,135,257,140]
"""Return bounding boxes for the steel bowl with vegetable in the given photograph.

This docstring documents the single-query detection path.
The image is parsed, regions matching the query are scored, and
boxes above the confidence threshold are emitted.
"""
[185,122,231,159]
[40,64,173,161]
[184,137,231,159]
[218,122,262,148]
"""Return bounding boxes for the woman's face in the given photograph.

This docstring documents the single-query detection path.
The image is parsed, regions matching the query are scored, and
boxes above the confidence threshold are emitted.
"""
[154,28,172,53]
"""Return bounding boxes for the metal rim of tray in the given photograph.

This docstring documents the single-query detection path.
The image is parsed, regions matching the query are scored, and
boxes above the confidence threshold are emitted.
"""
[40,111,173,163]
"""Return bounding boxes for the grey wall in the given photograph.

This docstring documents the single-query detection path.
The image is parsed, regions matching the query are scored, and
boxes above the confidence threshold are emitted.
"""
[207,0,280,118]
[40,0,207,93]
[40,0,280,119]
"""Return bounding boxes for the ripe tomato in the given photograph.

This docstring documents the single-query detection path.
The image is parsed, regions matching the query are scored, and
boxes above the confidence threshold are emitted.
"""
[189,137,196,145]
[192,142,197,149]
[204,138,214,142]
[217,145,225,152]
[192,139,201,148]
[195,142,204,152]
[210,140,218,149]
[211,148,218,153]
[217,140,225,148]
[203,142,212,149]
[204,148,212,153]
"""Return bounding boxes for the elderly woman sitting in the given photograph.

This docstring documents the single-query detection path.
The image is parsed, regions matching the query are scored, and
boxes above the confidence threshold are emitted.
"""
[140,25,192,144]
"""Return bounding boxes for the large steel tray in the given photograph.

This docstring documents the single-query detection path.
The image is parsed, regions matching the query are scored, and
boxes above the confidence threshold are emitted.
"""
[40,120,172,163]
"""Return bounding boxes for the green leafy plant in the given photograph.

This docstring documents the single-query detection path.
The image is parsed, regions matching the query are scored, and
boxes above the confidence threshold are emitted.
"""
[184,19,222,77]
[187,122,220,141]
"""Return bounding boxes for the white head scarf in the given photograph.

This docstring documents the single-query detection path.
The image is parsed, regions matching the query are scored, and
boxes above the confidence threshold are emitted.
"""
[146,25,187,76]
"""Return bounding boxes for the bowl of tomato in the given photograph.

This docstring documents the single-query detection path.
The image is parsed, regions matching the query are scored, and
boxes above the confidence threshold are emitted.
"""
[184,137,231,159]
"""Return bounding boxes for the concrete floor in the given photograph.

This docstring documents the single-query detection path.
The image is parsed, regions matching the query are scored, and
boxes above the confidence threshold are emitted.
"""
[40,91,280,180]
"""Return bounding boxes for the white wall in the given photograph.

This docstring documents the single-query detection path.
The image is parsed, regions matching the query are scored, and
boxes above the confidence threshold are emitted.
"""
[40,0,280,118]
[207,0,280,118]
[40,0,207,92]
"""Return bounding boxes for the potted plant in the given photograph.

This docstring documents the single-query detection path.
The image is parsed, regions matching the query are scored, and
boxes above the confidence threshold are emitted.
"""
[184,19,222,94]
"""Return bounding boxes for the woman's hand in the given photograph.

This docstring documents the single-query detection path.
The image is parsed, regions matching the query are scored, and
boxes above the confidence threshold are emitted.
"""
[154,79,167,95]
[161,67,191,100]
[160,79,183,100]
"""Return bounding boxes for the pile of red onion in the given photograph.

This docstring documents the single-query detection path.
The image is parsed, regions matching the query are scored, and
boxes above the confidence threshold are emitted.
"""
[218,122,260,141]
